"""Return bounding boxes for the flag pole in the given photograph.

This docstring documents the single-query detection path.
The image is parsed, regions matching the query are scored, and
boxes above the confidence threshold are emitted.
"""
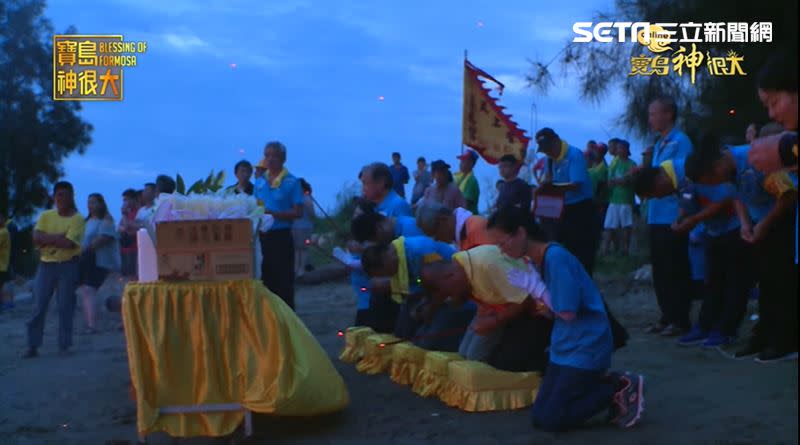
[461,49,467,156]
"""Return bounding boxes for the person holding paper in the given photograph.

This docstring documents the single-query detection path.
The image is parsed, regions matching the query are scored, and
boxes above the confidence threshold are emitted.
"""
[534,127,599,275]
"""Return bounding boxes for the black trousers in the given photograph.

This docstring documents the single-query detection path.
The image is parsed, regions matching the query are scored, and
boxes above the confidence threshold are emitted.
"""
[697,229,753,336]
[260,229,295,310]
[649,224,692,329]
[556,199,601,276]
[488,316,553,373]
[751,209,798,351]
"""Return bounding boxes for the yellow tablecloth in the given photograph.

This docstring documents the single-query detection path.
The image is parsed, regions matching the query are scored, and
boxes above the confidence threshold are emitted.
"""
[123,280,349,437]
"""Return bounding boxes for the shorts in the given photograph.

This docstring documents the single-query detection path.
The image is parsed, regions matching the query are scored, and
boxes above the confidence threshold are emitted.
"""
[292,227,313,251]
[79,251,109,289]
[604,203,633,229]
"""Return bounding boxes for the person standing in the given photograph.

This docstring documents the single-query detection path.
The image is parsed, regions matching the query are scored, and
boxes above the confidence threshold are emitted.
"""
[0,213,10,312]
[602,140,637,256]
[227,160,254,195]
[411,157,432,207]
[360,162,413,217]
[25,182,86,358]
[390,152,410,200]
[588,143,610,225]
[421,160,467,210]
[77,193,120,334]
[118,189,139,280]
[254,141,304,310]
[534,128,599,274]
[292,179,316,279]
[644,96,694,337]
[495,154,532,211]
[134,182,156,228]
[455,150,481,214]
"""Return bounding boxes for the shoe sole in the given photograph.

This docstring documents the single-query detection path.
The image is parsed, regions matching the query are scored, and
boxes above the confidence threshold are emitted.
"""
[755,352,799,364]
[677,339,707,347]
[622,375,645,428]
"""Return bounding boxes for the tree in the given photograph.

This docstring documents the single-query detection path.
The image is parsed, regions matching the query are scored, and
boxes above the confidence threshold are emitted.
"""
[0,0,93,222]
[527,0,798,146]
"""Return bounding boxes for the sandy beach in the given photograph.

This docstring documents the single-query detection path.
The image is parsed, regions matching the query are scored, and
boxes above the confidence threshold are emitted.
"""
[0,271,797,445]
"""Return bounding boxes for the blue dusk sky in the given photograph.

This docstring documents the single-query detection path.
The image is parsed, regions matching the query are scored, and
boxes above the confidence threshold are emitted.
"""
[47,0,642,217]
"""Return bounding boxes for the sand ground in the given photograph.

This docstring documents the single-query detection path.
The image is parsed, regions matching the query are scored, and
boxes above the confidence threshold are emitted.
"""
[0,272,797,445]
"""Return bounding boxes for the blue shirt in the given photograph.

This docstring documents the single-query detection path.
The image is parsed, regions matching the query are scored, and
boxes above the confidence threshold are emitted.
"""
[730,145,774,223]
[390,164,410,197]
[403,236,455,294]
[688,223,707,281]
[648,127,694,225]
[542,244,613,371]
[693,183,740,237]
[546,144,593,205]
[254,173,303,231]
[394,216,424,238]
[377,190,412,217]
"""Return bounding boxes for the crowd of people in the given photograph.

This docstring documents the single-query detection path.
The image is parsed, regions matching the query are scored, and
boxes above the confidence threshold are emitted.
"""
[0,51,796,434]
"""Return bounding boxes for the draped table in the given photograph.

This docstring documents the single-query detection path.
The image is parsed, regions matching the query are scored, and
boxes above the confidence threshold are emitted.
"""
[122,280,349,438]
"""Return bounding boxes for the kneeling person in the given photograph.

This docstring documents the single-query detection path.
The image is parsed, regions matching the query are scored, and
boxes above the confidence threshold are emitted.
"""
[361,236,475,351]
[421,245,553,372]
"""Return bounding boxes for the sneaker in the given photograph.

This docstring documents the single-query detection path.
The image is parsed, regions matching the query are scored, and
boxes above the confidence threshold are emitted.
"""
[701,331,735,349]
[677,326,708,346]
[732,341,763,360]
[659,324,686,337]
[22,348,38,359]
[612,373,645,428]
[755,348,799,363]
[644,323,666,334]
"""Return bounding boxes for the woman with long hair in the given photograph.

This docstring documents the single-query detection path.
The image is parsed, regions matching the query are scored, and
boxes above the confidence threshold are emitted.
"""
[78,193,121,334]
[25,182,86,358]
[486,206,645,431]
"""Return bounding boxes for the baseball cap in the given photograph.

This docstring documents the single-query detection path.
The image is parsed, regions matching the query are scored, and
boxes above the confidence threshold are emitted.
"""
[456,150,479,162]
[535,127,558,152]
[430,160,451,172]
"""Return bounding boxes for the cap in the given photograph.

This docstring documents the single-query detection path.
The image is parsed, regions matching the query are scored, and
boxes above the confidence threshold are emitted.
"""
[535,127,558,151]
[430,160,451,172]
[456,150,479,162]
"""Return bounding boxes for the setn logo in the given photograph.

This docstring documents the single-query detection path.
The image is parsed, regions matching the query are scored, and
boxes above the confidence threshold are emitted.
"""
[573,22,659,43]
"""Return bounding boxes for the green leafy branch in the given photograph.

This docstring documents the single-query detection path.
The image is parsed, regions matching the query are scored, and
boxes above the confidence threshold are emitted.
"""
[175,170,226,195]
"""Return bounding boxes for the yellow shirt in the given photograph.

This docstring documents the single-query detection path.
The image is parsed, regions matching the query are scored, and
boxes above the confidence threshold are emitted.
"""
[452,245,529,306]
[0,226,9,272]
[34,210,86,263]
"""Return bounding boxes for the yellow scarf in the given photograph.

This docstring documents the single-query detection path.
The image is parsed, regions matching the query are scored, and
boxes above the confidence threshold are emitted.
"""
[660,160,678,189]
[454,171,472,192]
[268,168,289,189]
[555,140,568,162]
[389,237,409,304]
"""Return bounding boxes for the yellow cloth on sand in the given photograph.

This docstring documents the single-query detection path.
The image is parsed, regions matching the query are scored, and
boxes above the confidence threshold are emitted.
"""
[439,360,541,412]
[123,280,349,437]
[0,226,9,272]
[34,209,85,262]
[389,237,409,304]
[389,343,427,385]
[452,245,529,306]
[412,351,464,398]
[339,326,375,364]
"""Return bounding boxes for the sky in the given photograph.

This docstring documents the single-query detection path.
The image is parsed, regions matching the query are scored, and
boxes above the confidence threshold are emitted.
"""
[47,0,640,217]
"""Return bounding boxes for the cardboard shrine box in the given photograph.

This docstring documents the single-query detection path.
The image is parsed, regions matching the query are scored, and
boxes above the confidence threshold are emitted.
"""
[156,218,254,281]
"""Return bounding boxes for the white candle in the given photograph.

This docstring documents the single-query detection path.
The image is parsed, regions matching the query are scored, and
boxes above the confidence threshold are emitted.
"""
[137,228,158,283]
